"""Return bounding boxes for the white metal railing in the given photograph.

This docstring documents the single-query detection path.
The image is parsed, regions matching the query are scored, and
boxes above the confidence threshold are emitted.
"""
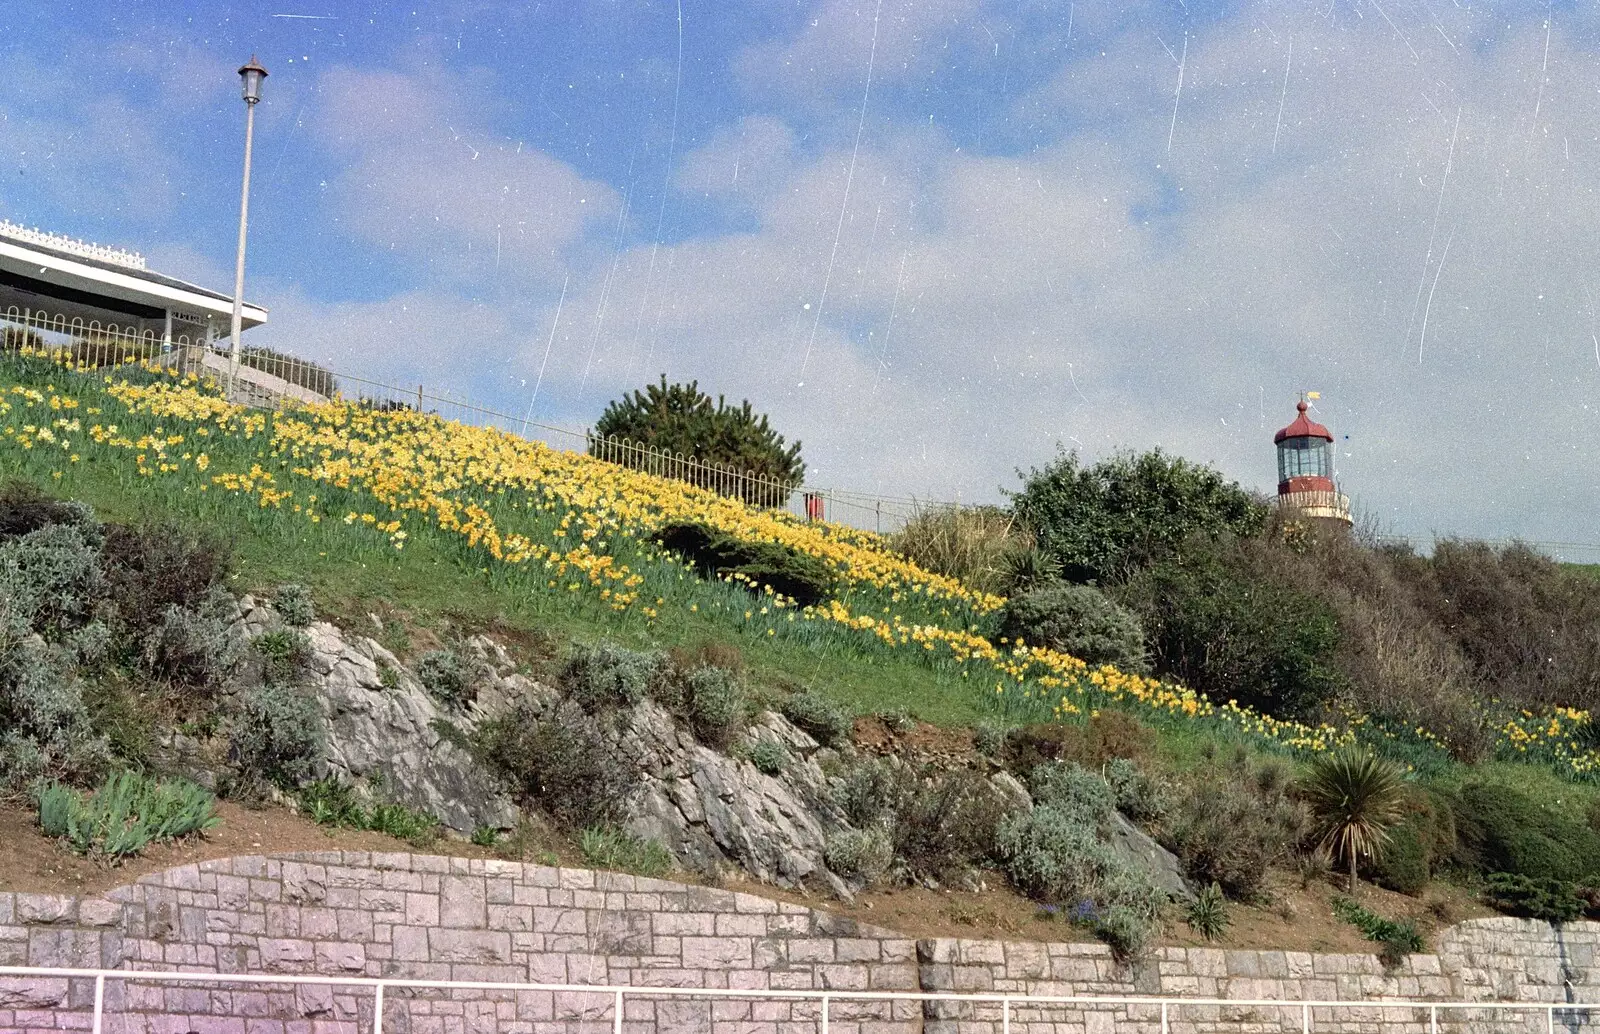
[0,305,933,533]
[0,966,1593,1034]
[0,220,148,270]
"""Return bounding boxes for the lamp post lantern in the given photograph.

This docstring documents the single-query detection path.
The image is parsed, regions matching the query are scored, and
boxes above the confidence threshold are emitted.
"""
[227,55,267,396]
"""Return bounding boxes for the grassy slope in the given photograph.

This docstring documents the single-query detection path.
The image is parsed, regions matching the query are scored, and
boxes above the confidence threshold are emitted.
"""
[6,356,1600,822]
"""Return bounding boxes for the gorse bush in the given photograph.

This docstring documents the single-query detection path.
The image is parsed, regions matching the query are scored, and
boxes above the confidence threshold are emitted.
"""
[273,583,315,627]
[999,583,1148,672]
[37,770,218,860]
[563,642,662,712]
[780,690,853,746]
[1010,447,1266,585]
[231,682,325,788]
[592,376,805,501]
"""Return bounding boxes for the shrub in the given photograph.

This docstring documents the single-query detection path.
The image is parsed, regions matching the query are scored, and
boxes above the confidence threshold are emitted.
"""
[1165,750,1307,901]
[835,759,1016,882]
[1000,583,1148,672]
[1105,758,1168,826]
[658,522,835,608]
[563,642,661,712]
[0,481,88,541]
[824,826,895,884]
[686,666,746,747]
[579,824,674,877]
[592,376,805,502]
[1482,873,1586,923]
[890,504,1028,596]
[0,630,107,789]
[974,720,1009,758]
[231,682,325,788]
[1367,790,1456,896]
[876,706,915,733]
[781,690,853,746]
[0,521,105,636]
[141,591,245,689]
[998,545,1063,596]
[1450,781,1600,884]
[482,701,637,829]
[745,739,789,775]
[273,583,315,627]
[253,627,313,687]
[1005,711,1156,776]
[101,522,231,635]
[1009,447,1267,585]
[417,646,489,709]
[1302,748,1407,892]
[1331,896,1427,967]
[996,775,1166,958]
[36,771,218,860]
[1118,535,1343,717]
[1186,882,1230,941]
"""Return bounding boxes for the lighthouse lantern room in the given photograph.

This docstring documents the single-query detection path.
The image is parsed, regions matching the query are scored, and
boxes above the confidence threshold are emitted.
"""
[1273,398,1352,525]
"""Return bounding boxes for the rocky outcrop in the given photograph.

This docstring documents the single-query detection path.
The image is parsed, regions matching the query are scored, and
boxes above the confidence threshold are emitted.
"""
[618,702,853,894]
[232,598,519,835]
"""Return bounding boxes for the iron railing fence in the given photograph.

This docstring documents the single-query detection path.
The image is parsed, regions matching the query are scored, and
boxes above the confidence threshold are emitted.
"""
[0,965,1593,1034]
[0,306,936,533]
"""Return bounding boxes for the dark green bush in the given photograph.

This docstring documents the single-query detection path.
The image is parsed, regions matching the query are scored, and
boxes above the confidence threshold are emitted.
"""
[1367,790,1456,896]
[102,521,232,635]
[1009,447,1266,585]
[0,481,88,541]
[1450,781,1600,884]
[999,583,1147,672]
[780,690,853,746]
[231,682,325,788]
[482,701,637,829]
[1482,873,1586,923]
[592,376,805,503]
[563,642,662,712]
[1118,535,1343,717]
[657,522,835,608]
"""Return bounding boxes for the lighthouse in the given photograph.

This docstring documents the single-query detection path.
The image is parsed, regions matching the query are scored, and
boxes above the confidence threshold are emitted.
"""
[1273,397,1352,525]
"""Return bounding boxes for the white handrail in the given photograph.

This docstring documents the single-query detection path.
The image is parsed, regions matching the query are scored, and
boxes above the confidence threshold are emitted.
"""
[0,964,1595,1032]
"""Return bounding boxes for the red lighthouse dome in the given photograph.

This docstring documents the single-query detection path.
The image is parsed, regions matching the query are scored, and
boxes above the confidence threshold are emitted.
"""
[1273,398,1350,525]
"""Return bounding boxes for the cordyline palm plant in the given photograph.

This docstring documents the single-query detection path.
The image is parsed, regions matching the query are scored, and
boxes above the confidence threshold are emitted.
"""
[1301,748,1406,894]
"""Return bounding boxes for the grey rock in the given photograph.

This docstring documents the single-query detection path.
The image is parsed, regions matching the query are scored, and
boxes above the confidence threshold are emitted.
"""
[616,703,855,892]
[1108,809,1194,903]
[268,612,519,834]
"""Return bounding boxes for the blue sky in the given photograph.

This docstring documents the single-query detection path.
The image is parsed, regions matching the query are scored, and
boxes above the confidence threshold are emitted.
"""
[4,1,1600,550]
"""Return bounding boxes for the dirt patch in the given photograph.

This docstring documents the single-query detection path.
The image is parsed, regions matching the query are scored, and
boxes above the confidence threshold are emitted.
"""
[854,717,979,766]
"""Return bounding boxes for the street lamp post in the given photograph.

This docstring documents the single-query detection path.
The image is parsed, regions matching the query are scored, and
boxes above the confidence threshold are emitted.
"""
[227,55,268,397]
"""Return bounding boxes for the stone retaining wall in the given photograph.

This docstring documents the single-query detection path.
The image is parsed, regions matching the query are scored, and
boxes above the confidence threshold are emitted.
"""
[1,852,1596,1034]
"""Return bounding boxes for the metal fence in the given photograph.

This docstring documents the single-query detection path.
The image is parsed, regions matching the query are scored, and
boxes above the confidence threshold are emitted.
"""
[0,306,932,533]
[0,965,1592,1034]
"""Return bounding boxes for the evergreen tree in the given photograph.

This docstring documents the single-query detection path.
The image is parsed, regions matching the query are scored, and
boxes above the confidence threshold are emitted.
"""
[591,377,805,504]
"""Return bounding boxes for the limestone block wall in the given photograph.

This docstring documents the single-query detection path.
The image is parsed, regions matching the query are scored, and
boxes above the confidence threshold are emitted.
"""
[2,851,1599,1034]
